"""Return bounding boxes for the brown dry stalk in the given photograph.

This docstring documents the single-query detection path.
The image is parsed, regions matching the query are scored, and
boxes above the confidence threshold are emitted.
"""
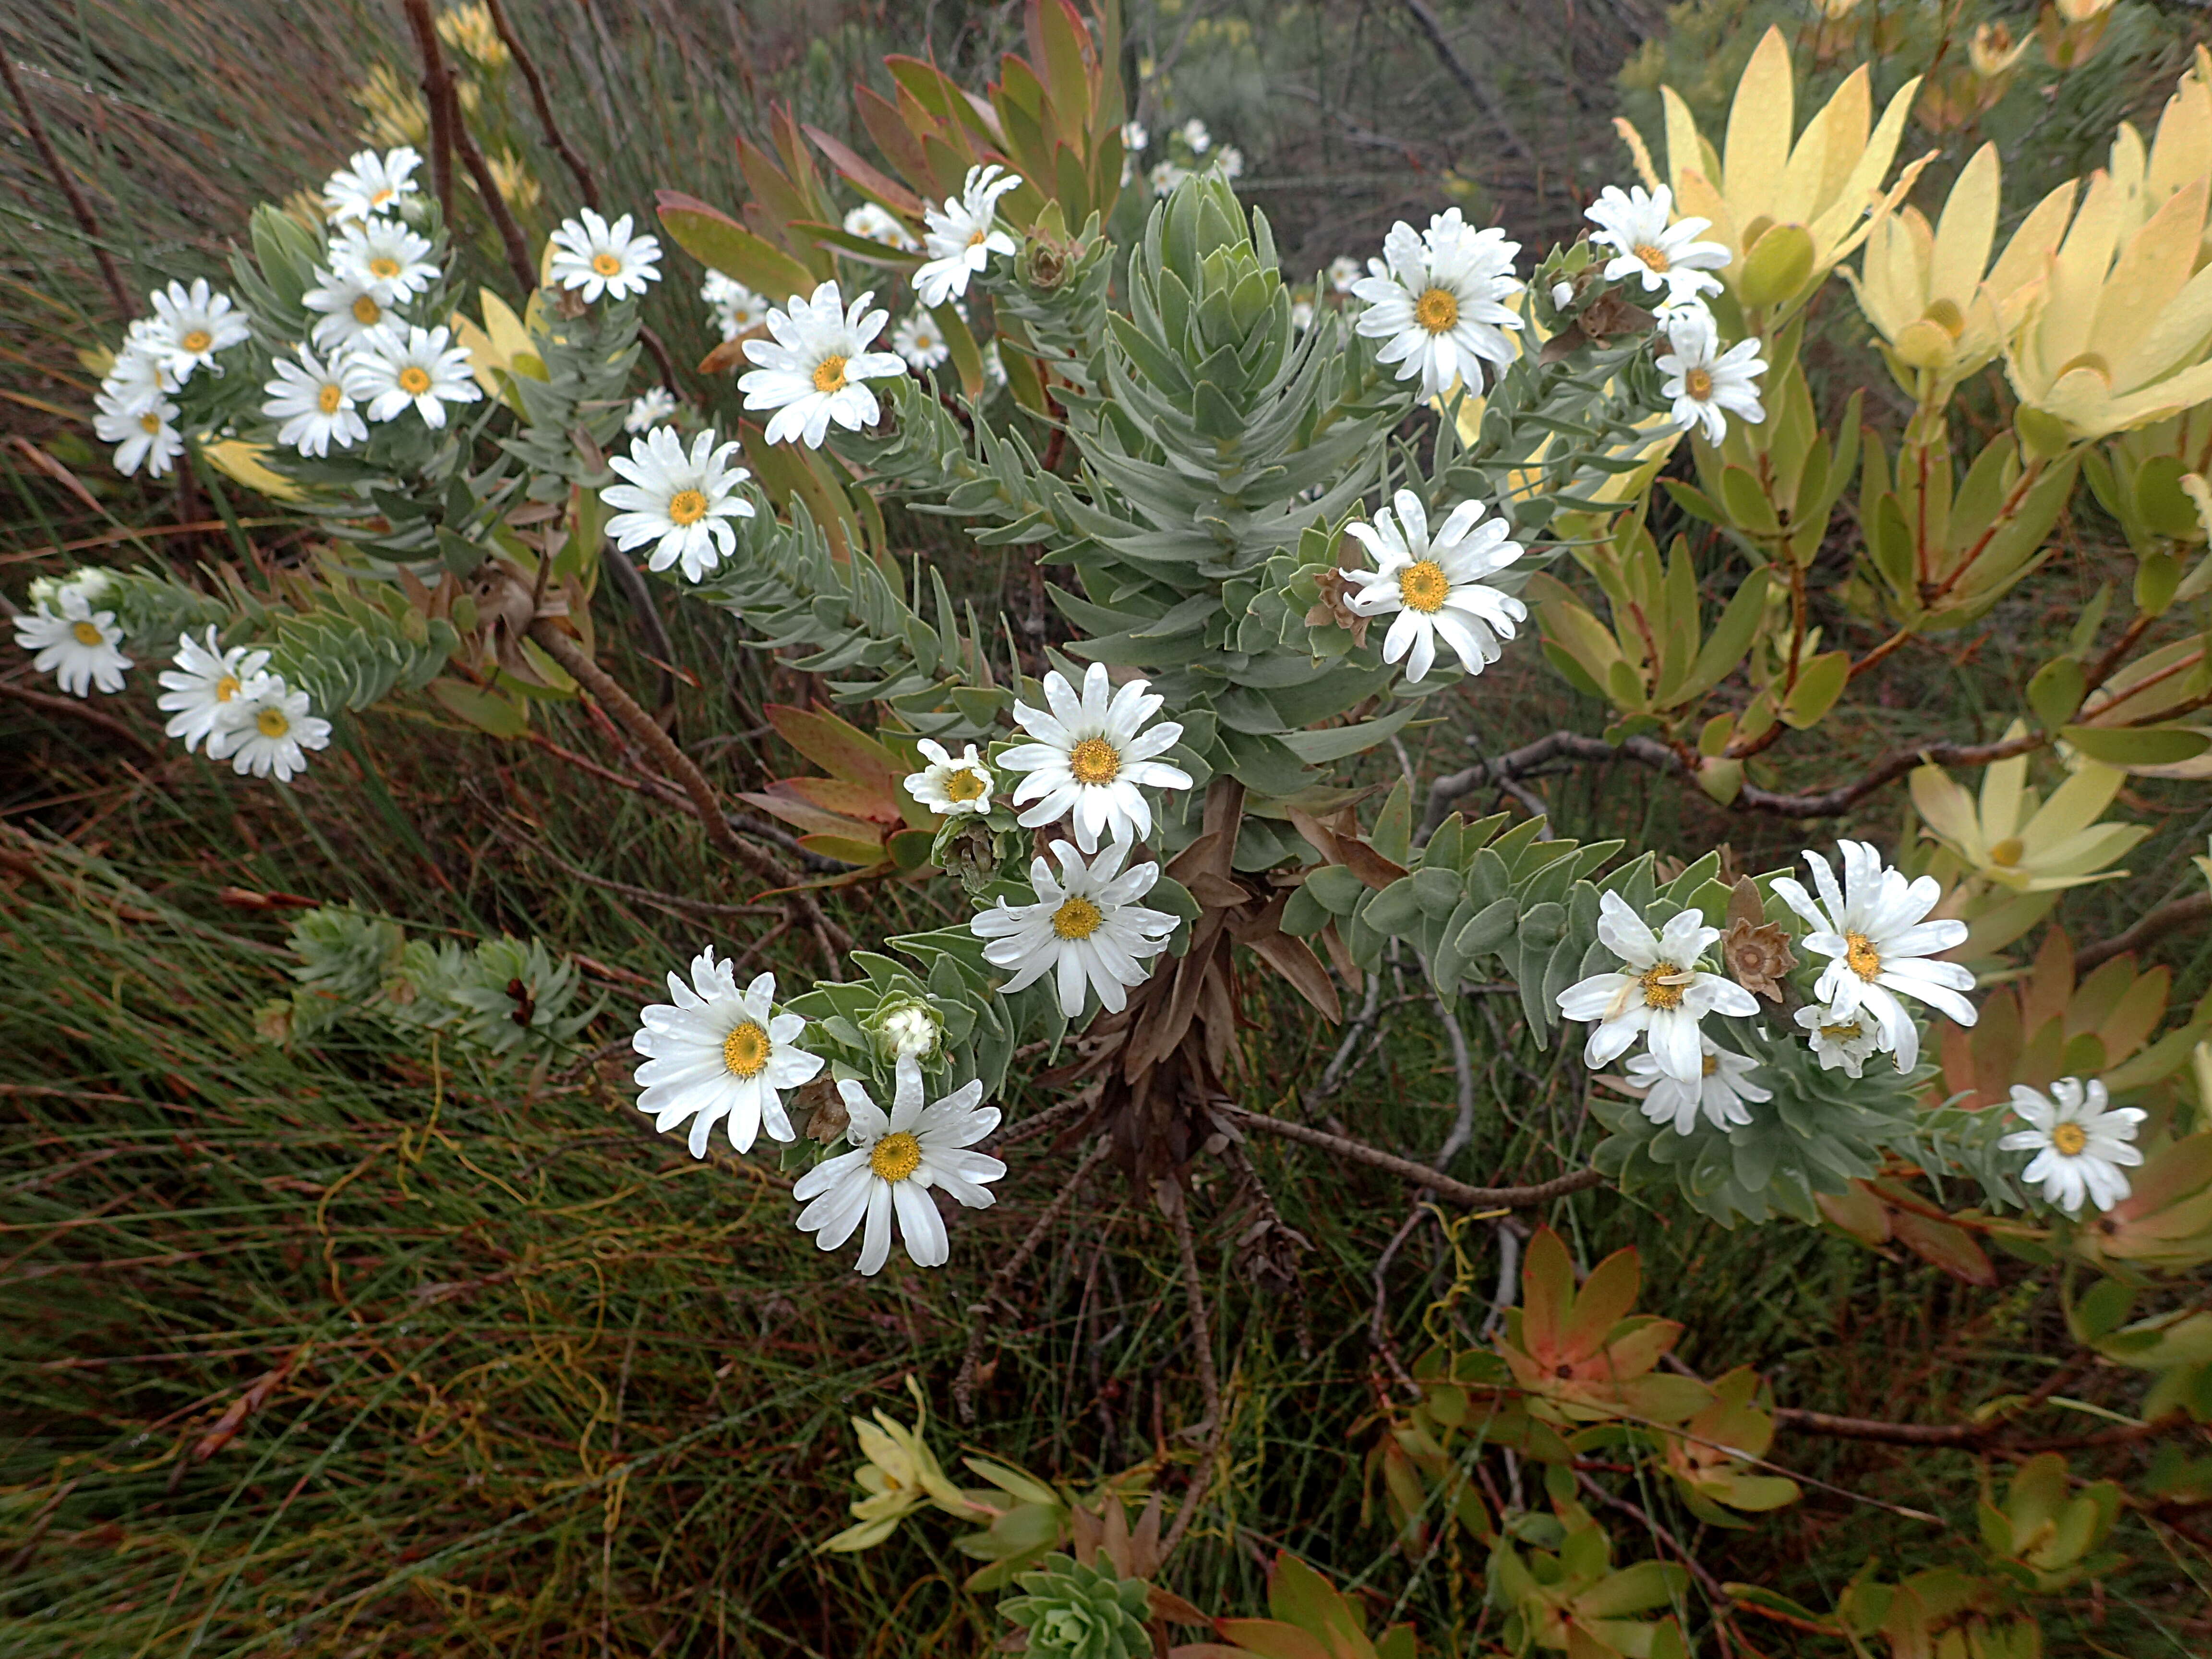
[482,0,600,205]
[525,620,852,960]
[954,1136,1113,1423]
[0,50,133,317]
[1219,1106,1603,1208]
[402,0,534,296]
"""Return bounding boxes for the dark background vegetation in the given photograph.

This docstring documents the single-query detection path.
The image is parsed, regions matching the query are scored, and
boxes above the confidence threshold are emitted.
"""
[4,2,2212,1654]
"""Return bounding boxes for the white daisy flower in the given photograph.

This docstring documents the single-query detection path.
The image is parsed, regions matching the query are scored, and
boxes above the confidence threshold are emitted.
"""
[322,145,423,222]
[602,426,755,582]
[890,310,950,371]
[1999,1078,2144,1214]
[1122,120,1149,153]
[1178,117,1212,154]
[1772,840,1977,1073]
[1148,159,1190,198]
[701,269,770,340]
[842,201,918,252]
[791,1054,1004,1275]
[327,218,439,302]
[736,280,907,449]
[222,676,330,781]
[145,279,251,384]
[1290,298,1315,332]
[1793,1003,1883,1078]
[1002,661,1193,853]
[303,265,403,351]
[1327,255,1362,294]
[1556,892,1760,1082]
[1214,144,1245,180]
[1584,184,1730,310]
[1352,208,1523,399]
[1625,1040,1770,1135]
[157,626,271,754]
[970,836,1178,1018]
[632,954,825,1157]
[549,208,662,302]
[624,385,679,433]
[261,346,366,458]
[94,389,184,479]
[903,739,995,816]
[100,336,172,413]
[344,324,482,428]
[1339,488,1527,684]
[13,586,131,696]
[913,164,1022,309]
[1657,306,1767,445]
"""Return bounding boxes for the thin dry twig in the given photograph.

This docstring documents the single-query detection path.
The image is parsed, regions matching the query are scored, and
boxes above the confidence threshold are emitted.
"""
[1220,1106,1602,1208]
[0,47,133,316]
[2076,891,2212,972]
[404,0,534,296]
[1165,1177,1221,1434]
[954,1137,1112,1423]
[483,0,600,205]
[400,0,457,215]
[1,679,161,759]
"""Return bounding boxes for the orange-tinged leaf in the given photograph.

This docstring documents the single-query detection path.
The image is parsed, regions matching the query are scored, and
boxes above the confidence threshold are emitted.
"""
[764,704,902,789]
[1889,1208,1996,1286]
[1560,1247,1642,1358]
[1598,1317,1683,1382]
[654,191,817,302]
[803,123,926,217]
[735,790,873,841]
[1209,1620,1336,1659]
[797,832,891,868]
[778,775,904,824]
[1266,1553,1367,1648]
[1520,1227,1576,1360]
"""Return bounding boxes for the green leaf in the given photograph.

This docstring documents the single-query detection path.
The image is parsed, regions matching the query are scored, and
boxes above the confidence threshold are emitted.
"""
[2028,656,2086,730]
[1276,698,1423,764]
[1737,223,1814,309]
[1669,566,1771,707]
[2061,724,2212,766]
[1372,778,1413,865]
[1779,650,1849,729]
[1719,465,1781,537]
[654,190,817,303]
[2137,455,2200,539]
[428,678,529,739]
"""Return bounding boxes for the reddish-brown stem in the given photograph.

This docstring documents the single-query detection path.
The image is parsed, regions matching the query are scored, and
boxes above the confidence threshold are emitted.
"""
[0,50,133,317]
[1220,1106,1603,1208]
[404,2,534,296]
[2080,608,2158,703]
[482,0,600,206]
[1923,458,2046,609]
[400,0,456,216]
[2075,892,2212,972]
[1847,625,1913,683]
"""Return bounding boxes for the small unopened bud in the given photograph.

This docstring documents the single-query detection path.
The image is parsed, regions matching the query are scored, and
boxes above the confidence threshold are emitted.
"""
[1022,234,1072,292]
[1551,281,1575,310]
[864,993,945,1066]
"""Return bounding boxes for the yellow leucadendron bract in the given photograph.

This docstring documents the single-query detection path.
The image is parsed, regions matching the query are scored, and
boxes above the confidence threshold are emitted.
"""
[1848,143,2076,396]
[1615,25,1931,317]
[2006,52,2212,439]
[1911,733,2148,894]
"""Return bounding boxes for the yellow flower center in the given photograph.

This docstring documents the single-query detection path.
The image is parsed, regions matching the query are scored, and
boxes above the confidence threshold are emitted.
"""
[1068,736,1121,785]
[1988,837,2024,867]
[1701,1053,1718,1077]
[869,1131,923,1182]
[967,228,988,247]
[2051,1122,2088,1156]
[1685,367,1714,401]
[1631,242,1671,273]
[256,707,291,738]
[812,354,848,394]
[369,256,401,280]
[943,768,986,802]
[180,328,214,354]
[1413,286,1459,334]
[139,412,162,434]
[1052,896,1104,939]
[667,488,709,526]
[1639,962,1688,1010]
[352,295,383,325]
[1820,1020,1863,1042]
[71,621,104,647]
[398,365,433,395]
[317,384,344,414]
[370,186,396,205]
[721,1021,770,1079]
[1399,559,1450,613]
[591,252,624,277]
[1844,932,1882,981]
[215,674,241,702]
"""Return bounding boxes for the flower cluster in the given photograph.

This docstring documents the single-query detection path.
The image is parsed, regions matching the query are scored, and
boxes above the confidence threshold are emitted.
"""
[1127,116,1243,197]
[157,629,332,782]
